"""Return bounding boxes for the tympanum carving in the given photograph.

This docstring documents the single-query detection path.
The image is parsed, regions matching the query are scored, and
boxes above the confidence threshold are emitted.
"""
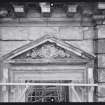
[13,42,71,59]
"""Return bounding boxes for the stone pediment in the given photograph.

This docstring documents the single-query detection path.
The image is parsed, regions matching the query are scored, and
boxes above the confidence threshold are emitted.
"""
[0,35,95,62]
[13,41,72,59]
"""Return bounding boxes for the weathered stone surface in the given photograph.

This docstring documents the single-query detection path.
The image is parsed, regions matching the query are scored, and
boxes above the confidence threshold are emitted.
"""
[83,27,95,39]
[59,26,83,40]
[66,40,94,54]
[0,3,103,102]
[98,97,105,102]
[0,26,94,57]
[98,86,105,102]
[28,27,59,40]
[0,27,29,40]
[0,41,30,57]
[0,26,59,41]
[97,25,105,38]
[0,26,93,41]
[98,69,105,82]
[98,39,105,53]
[98,54,105,67]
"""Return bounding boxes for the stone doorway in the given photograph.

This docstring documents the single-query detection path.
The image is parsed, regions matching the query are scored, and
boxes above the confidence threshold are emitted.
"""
[0,35,95,102]
[25,80,69,102]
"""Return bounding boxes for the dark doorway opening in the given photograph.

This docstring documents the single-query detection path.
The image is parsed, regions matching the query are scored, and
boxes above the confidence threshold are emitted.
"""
[25,80,70,102]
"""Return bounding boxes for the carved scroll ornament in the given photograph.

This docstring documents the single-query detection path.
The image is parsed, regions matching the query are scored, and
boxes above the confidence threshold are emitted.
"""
[27,44,70,59]
[14,43,71,59]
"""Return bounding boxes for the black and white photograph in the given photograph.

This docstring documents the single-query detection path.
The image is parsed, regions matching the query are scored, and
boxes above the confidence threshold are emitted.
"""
[0,1,104,102]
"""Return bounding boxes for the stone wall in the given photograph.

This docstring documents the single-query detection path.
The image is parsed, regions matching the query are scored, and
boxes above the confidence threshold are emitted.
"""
[97,25,105,102]
[0,25,94,57]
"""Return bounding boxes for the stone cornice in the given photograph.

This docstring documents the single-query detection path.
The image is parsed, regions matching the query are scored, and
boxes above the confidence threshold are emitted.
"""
[0,2,104,26]
[0,17,94,26]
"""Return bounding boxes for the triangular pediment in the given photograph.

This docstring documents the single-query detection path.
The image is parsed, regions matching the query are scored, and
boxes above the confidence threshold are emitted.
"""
[0,35,95,62]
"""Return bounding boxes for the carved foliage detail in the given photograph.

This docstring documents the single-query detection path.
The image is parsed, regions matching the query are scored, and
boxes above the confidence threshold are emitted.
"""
[14,42,71,59]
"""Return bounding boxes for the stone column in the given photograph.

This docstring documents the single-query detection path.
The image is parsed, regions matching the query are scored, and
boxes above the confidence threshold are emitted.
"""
[88,67,94,102]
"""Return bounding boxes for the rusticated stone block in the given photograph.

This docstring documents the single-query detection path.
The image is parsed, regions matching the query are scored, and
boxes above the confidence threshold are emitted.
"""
[98,69,105,82]
[98,54,105,67]
[97,25,105,38]
[97,39,105,53]
[98,86,105,102]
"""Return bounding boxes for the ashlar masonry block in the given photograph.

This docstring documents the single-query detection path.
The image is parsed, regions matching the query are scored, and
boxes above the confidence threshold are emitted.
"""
[59,26,83,40]
[83,27,95,40]
[97,25,105,38]
[0,27,29,40]
[65,40,94,54]
[98,54,105,67]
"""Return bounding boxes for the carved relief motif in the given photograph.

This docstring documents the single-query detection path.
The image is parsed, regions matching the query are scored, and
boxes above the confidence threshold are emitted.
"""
[14,42,71,59]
